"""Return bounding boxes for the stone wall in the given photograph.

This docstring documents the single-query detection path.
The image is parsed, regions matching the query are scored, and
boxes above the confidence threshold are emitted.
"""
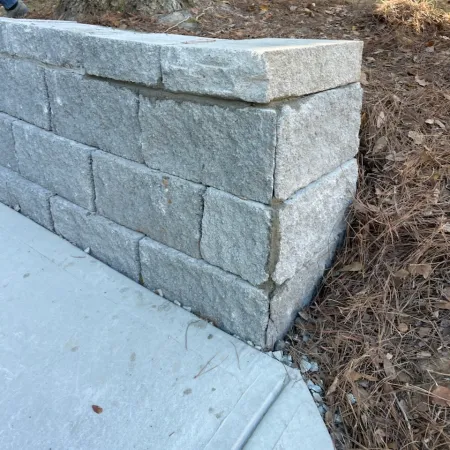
[0,19,363,348]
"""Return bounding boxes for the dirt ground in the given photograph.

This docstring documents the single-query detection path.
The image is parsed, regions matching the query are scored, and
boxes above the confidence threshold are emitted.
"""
[3,0,450,448]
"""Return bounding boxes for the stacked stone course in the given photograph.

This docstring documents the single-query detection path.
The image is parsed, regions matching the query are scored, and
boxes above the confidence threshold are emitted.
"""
[0,19,363,347]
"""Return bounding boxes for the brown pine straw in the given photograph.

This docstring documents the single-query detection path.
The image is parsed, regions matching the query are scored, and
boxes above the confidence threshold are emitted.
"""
[288,6,450,448]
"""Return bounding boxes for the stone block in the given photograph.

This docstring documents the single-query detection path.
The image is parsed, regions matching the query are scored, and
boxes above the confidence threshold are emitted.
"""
[139,97,277,204]
[275,84,362,200]
[0,165,53,229]
[46,70,142,162]
[93,151,205,258]
[161,38,363,103]
[0,113,18,171]
[51,196,143,281]
[266,251,334,347]
[201,188,272,286]
[7,175,54,230]
[0,19,104,68]
[0,165,15,206]
[139,238,269,345]
[13,121,95,211]
[0,58,50,129]
[82,31,207,85]
[273,159,358,285]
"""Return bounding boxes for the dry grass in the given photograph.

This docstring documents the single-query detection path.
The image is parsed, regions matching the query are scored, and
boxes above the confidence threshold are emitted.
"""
[7,0,450,448]
[375,0,450,32]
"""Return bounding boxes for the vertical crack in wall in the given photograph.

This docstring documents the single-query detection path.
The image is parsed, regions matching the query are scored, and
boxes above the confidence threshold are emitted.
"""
[264,106,283,349]
[88,152,97,213]
[43,69,53,132]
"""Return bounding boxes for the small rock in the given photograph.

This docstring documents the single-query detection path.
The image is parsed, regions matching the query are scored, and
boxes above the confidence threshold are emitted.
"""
[272,350,284,361]
[307,380,323,393]
[183,306,192,312]
[173,300,181,307]
[255,345,262,351]
[334,413,343,424]
[300,358,312,373]
[317,405,327,416]
[246,341,254,347]
[13,204,20,212]
[274,340,286,351]
[84,247,90,254]
[309,361,319,372]
[157,10,198,31]
[346,393,357,405]
[155,289,163,297]
[312,392,323,403]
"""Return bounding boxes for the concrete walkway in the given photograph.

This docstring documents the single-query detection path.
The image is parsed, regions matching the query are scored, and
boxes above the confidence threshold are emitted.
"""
[0,203,333,450]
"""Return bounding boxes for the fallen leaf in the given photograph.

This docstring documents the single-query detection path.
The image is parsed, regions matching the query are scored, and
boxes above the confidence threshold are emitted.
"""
[341,262,363,272]
[435,119,446,129]
[373,136,388,153]
[377,111,386,128]
[442,223,450,233]
[416,351,432,358]
[408,131,425,145]
[408,263,432,279]
[393,269,409,279]
[259,4,269,12]
[431,386,450,407]
[92,405,103,414]
[326,375,340,396]
[425,119,435,125]
[398,323,409,333]
[442,286,450,300]
[347,370,378,382]
[383,357,397,378]
[418,327,431,337]
[360,71,369,86]
[415,75,429,86]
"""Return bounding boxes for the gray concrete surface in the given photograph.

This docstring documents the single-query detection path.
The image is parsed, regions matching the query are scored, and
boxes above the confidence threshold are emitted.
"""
[0,203,333,450]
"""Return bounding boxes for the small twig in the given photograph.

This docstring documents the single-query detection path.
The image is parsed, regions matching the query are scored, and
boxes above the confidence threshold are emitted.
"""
[194,354,217,379]
[230,341,241,370]
[185,320,201,351]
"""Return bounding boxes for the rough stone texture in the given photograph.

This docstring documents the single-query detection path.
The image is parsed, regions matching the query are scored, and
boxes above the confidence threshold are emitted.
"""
[139,97,277,203]
[13,121,95,211]
[0,166,53,229]
[0,19,103,68]
[46,70,142,162]
[93,151,205,258]
[0,58,50,130]
[275,84,363,200]
[51,196,143,281]
[266,250,335,347]
[0,165,15,206]
[201,188,272,286]
[273,159,358,285]
[83,31,207,85]
[161,39,363,103]
[7,175,54,230]
[139,238,269,345]
[0,113,18,171]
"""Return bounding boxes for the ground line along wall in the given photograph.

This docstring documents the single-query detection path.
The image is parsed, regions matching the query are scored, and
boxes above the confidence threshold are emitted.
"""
[0,18,363,348]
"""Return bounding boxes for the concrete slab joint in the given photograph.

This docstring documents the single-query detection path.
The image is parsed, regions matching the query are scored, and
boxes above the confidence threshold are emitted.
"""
[0,18,363,350]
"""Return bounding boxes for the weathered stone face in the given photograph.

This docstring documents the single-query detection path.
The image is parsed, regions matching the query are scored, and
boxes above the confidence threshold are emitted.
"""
[0,18,363,347]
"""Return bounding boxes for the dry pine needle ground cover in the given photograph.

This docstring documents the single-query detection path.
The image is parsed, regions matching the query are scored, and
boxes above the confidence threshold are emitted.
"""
[5,0,450,448]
